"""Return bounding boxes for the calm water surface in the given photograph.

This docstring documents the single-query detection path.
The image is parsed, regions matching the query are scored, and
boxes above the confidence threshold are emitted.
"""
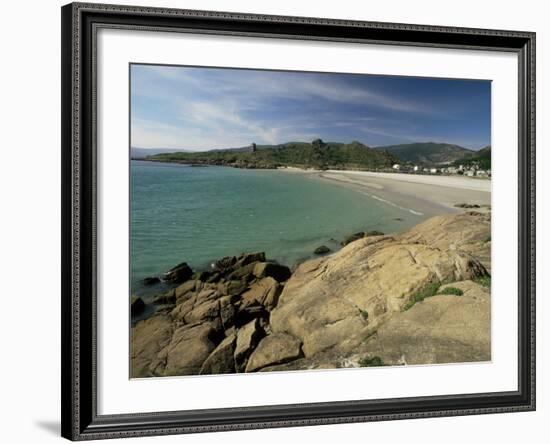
[130,161,423,299]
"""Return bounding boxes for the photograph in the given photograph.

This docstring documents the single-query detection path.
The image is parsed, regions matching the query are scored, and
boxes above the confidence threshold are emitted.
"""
[129,64,493,378]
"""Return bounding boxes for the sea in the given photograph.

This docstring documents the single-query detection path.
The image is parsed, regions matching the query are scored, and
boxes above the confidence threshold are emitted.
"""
[130,160,424,300]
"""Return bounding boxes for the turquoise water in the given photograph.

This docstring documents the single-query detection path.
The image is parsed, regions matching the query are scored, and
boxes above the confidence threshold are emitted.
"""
[130,161,423,298]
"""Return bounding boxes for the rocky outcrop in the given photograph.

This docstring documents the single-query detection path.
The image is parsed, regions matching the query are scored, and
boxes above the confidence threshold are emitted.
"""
[357,280,490,365]
[131,211,491,377]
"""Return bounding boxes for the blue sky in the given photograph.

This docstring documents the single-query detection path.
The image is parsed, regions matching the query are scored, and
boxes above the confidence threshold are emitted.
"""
[131,64,491,151]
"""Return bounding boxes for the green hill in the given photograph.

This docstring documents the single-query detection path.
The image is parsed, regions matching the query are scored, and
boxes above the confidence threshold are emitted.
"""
[374,142,477,165]
[453,146,491,170]
[146,139,398,171]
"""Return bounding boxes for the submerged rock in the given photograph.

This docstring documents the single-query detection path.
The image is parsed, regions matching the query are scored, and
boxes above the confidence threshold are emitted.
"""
[314,245,331,255]
[163,262,193,284]
[341,232,365,246]
[366,230,384,237]
[455,203,480,209]
[142,276,161,286]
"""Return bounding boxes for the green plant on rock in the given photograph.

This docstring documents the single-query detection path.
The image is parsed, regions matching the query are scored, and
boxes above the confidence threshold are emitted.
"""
[474,276,491,288]
[402,281,441,311]
[438,286,464,296]
[358,356,385,367]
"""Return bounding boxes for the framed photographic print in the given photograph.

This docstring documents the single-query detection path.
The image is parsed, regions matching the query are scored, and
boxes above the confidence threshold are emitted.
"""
[61,2,536,440]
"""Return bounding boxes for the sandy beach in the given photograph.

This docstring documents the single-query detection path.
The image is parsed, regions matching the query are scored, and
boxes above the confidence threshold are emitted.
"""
[313,170,491,218]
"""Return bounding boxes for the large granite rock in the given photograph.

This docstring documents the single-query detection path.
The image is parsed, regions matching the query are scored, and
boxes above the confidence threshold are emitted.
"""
[157,322,220,376]
[200,334,237,374]
[270,215,489,359]
[234,319,265,371]
[131,212,491,377]
[240,277,282,310]
[131,315,173,377]
[358,280,491,365]
[252,262,291,282]
[245,333,303,372]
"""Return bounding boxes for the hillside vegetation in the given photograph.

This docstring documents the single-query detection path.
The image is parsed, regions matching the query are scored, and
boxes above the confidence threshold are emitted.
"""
[452,146,491,170]
[146,139,398,170]
[374,142,476,165]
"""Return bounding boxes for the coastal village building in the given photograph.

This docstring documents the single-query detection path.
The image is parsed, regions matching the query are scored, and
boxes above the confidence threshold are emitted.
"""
[392,164,400,170]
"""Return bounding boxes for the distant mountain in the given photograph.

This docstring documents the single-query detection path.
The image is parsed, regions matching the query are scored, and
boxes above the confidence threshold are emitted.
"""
[145,139,398,170]
[131,147,192,159]
[374,142,477,166]
[453,145,491,170]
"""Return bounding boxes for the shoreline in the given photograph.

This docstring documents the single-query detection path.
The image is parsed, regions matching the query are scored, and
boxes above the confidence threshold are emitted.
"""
[131,210,492,377]
[312,170,491,218]
[137,161,490,217]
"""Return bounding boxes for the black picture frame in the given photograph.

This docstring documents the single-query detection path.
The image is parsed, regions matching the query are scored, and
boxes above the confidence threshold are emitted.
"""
[61,2,536,440]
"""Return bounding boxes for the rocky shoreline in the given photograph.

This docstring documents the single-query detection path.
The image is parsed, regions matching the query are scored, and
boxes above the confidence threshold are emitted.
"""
[131,210,492,378]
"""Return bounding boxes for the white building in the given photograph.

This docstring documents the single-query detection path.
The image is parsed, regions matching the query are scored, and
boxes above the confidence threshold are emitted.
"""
[413,165,419,172]
[430,168,438,174]
[392,164,400,170]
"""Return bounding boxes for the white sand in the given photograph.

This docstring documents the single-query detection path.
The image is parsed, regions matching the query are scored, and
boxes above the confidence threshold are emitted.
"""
[314,170,491,217]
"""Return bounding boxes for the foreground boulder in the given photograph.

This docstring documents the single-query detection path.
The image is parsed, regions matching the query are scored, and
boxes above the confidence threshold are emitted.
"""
[358,280,490,365]
[157,322,221,376]
[200,334,237,374]
[245,333,303,372]
[270,215,489,359]
[131,315,173,377]
[131,212,491,377]
[235,319,265,371]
